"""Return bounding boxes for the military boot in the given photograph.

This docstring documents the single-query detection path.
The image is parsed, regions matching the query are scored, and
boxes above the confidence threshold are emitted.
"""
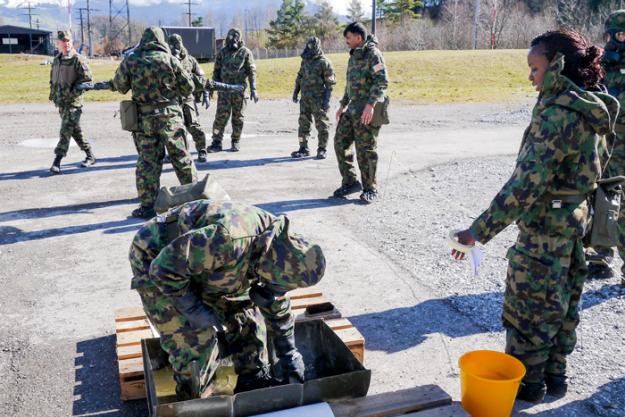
[291,146,310,158]
[516,381,546,403]
[131,205,156,219]
[207,140,223,153]
[234,370,276,393]
[230,140,240,152]
[545,373,567,397]
[332,181,362,198]
[587,263,615,279]
[50,155,63,174]
[197,149,208,163]
[316,148,327,160]
[360,189,379,204]
[81,149,96,167]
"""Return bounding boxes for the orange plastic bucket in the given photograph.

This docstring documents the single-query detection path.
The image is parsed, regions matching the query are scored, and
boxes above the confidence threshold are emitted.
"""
[459,350,526,417]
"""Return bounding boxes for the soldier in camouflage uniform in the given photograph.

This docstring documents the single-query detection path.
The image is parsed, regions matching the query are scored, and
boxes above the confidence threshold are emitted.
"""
[49,30,96,174]
[586,10,625,283]
[105,27,197,219]
[208,28,258,153]
[333,22,388,204]
[291,37,336,160]
[129,199,326,399]
[452,30,618,402]
[168,34,210,163]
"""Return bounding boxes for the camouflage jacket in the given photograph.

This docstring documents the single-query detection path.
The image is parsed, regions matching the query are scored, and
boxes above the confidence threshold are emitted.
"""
[470,54,619,249]
[295,53,336,99]
[178,49,206,103]
[129,200,294,338]
[602,61,625,176]
[340,34,388,115]
[212,45,256,89]
[111,27,194,107]
[49,50,92,108]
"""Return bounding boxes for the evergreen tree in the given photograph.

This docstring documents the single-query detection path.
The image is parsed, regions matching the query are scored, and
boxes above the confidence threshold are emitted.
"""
[313,1,340,44]
[378,0,424,25]
[347,0,366,22]
[267,0,306,49]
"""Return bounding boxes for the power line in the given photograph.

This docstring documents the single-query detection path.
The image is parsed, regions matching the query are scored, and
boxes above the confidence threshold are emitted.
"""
[19,1,38,53]
[183,0,200,27]
[108,0,132,50]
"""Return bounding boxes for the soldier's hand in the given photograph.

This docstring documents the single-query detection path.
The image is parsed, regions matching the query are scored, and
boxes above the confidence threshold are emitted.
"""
[75,82,94,91]
[360,104,375,126]
[451,229,476,261]
[335,106,345,122]
[202,91,210,109]
[251,90,259,103]
[292,95,299,104]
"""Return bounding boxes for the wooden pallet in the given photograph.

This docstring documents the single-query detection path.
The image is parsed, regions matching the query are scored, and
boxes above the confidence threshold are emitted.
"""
[115,287,365,401]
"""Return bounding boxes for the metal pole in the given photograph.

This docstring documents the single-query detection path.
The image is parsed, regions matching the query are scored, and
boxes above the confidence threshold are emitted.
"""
[188,0,192,26]
[472,0,480,49]
[371,0,376,34]
[126,0,131,45]
[87,0,93,57]
[79,8,85,47]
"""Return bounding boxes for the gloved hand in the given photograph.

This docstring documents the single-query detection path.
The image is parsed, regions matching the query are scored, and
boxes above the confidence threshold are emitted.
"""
[93,81,112,91]
[202,91,210,109]
[250,83,259,103]
[292,86,300,104]
[273,334,305,383]
[170,292,222,330]
[321,87,332,112]
[75,82,94,91]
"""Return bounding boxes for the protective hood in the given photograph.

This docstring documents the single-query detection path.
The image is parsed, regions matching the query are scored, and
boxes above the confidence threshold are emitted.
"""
[542,53,619,137]
[301,36,323,60]
[226,28,244,50]
[138,26,170,54]
[254,216,326,292]
[168,33,187,59]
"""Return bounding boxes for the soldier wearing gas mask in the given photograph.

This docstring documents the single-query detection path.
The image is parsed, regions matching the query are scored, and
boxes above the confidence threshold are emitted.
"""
[586,10,625,284]
[208,28,258,153]
[129,199,326,399]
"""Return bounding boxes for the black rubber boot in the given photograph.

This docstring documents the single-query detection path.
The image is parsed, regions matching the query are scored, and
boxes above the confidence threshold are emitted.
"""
[234,370,276,393]
[360,189,379,204]
[50,155,63,174]
[207,140,223,153]
[316,148,327,159]
[545,373,568,397]
[197,149,207,163]
[587,263,615,279]
[291,146,310,158]
[230,140,240,152]
[131,205,156,219]
[332,181,362,198]
[81,149,96,167]
[516,381,546,403]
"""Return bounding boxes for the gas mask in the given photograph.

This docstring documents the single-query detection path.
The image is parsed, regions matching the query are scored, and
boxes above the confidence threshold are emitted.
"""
[301,37,320,59]
[603,29,625,64]
[171,47,181,58]
[226,31,241,51]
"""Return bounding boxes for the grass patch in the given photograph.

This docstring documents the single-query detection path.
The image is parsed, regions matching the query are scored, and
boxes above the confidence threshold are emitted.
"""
[0,49,535,104]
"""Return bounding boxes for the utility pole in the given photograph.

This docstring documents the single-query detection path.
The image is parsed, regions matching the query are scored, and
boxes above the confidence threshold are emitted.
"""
[183,0,199,26]
[371,0,376,34]
[87,0,92,57]
[108,0,131,50]
[77,7,86,47]
[19,2,38,53]
[472,0,480,49]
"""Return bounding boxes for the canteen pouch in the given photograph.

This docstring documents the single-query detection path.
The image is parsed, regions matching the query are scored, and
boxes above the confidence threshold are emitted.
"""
[371,96,390,127]
[120,100,139,132]
[154,174,231,214]
[588,176,625,247]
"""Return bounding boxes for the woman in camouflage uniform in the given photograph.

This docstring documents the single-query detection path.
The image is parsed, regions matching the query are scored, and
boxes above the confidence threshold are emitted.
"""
[452,29,618,402]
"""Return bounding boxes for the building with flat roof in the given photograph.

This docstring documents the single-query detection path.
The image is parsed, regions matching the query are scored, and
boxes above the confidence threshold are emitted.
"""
[0,25,52,55]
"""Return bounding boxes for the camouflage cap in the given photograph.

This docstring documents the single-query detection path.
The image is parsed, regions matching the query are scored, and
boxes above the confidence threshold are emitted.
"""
[605,10,625,33]
[255,216,326,291]
[57,30,71,41]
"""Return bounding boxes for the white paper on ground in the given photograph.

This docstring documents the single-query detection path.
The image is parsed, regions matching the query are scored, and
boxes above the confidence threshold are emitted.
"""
[250,402,334,417]
[468,247,485,276]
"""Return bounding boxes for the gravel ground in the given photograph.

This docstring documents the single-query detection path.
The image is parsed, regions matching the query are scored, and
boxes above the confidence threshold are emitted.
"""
[345,156,625,417]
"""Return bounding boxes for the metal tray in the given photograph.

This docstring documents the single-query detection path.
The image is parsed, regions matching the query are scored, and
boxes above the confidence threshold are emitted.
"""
[142,320,371,417]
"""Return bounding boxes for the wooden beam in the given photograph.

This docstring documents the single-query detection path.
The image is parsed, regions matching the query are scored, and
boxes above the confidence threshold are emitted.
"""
[401,403,469,417]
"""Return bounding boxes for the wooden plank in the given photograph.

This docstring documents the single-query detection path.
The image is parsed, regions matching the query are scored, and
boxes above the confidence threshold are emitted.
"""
[402,403,469,417]
[117,344,144,361]
[115,307,146,323]
[118,357,145,379]
[329,385,452,417]
[116,318,150,333]
[334,327,364,347]
[120,379,146,401]
[287,287,323,300]
[291,295,329,310]
[325,318,354,331]
[116,329,154,347]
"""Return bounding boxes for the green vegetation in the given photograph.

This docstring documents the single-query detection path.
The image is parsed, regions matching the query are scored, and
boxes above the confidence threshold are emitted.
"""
[0,49,535,105]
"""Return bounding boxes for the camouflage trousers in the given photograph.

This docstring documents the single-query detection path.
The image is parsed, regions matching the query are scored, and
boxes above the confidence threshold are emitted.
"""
[334,110,380,191]
[298,96,330,150]
[212,92,246,143]
[134,108,197,208]
[183,101,207,152]
[503,235,587,383]
[136,285,270,398]
[55,106,91,157]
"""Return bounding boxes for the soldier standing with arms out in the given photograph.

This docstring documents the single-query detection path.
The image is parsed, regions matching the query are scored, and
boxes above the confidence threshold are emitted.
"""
[98,27,197,218]
[168,34,210,163]
[452,30,617,402]
[291,37,336,160]
[129,199,326,399]
[586,10,625,283]
[49,30,96,174]
[208,28,258,153]
[333,22,388,204]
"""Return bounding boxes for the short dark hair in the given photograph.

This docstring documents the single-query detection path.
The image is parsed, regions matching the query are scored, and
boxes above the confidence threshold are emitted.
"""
[343,22,367,39]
